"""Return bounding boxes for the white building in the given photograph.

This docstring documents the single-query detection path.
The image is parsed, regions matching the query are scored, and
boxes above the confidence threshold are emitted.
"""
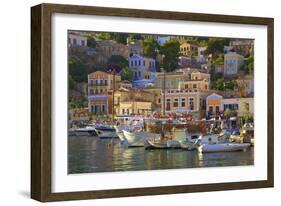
[224,52,244,76]
[206,93,223,114]
[68,32,88,47]
[129,54,157,88]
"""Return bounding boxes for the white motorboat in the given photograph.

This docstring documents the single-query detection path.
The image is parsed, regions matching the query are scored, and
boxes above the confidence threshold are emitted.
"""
[115,117,145,143]
[114,125,127,143]
[172,128,222,149]
[94,125,118,139]
[122,130,160,147]
[74,126,97,137]
[198,143,250,153]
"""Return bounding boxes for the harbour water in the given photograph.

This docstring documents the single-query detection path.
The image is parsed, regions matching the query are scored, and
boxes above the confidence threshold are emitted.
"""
[68,136,254,174]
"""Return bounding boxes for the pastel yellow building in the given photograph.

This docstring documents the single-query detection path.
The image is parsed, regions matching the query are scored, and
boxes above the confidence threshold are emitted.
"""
[143,87,162,112]
[88,70,121,114]
[180,42,198,56]
[119,101,153,115]
[178,71,210,90]
[191,71,210,82]
[114,88,154,115]
[179,79,209,90]
[88,70,121,95]
[163,89,203,113]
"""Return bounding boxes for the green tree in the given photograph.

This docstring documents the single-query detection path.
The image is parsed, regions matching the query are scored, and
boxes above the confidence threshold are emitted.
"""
[87,36,97,48]
[212,55,224,66]
[160,39,180,72]
[225,80,237,90]
[242,102,252,122]
[111,33,128,45]
[68,57,87,82]
[206,38,230,57]
[69,75,76,90]
[215,78,226,91]
[224,108,232,117]
[95,32,111,40]
[120,67,133,81]
[141,38,159,58]
[107,55,128,68]
[69,102,77,109]
[243,55,254,74]
[128,34,143,41]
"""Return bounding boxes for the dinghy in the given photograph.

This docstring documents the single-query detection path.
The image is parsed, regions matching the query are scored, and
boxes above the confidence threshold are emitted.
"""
[144,139,181,149]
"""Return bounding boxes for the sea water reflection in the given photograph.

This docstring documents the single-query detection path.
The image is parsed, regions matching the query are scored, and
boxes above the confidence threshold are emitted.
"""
[68,136,254,174]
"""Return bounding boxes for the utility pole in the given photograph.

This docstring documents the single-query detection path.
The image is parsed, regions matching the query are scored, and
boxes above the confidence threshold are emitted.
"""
[112,69,115,122]
[161,67,166,115]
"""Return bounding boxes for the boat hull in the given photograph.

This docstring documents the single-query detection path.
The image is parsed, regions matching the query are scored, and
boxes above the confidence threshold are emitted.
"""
[96,130,118,139]
[198,143,250,153]
[74,128,97,137]
[122,130,160,147]
[145,139,181,149]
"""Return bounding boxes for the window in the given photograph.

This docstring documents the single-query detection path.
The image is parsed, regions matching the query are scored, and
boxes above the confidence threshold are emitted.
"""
[158,98,161,104]
[139,60,141,66]
[73,38,77,45]
[193,84,197,89]
[95,79,98,85]
[122,109,125,114]
[181,98,186,107]
[90,89,94,95]
[189,98,194,111]
[138,71,141,77]
[102,105,105,113]
[173,98,179,107]
[209,106,213,113]
[215,106,220,113]
[100,79,103,85]
[81,40,85,46]
[104,79,107,85]
[166,99,171,111]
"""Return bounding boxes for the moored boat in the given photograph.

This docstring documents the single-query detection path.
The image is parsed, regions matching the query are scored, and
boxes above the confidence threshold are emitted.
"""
[144,139,181,149]
[95,125,118,139]
[122,130,160,147]
[198,143,250,153]
[74,126,98,137]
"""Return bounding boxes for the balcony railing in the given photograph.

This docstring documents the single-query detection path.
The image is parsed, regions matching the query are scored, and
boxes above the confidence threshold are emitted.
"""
[88,83,108,86]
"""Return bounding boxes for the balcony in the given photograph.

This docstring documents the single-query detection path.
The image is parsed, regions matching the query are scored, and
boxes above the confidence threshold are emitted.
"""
[88,83,108,86]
